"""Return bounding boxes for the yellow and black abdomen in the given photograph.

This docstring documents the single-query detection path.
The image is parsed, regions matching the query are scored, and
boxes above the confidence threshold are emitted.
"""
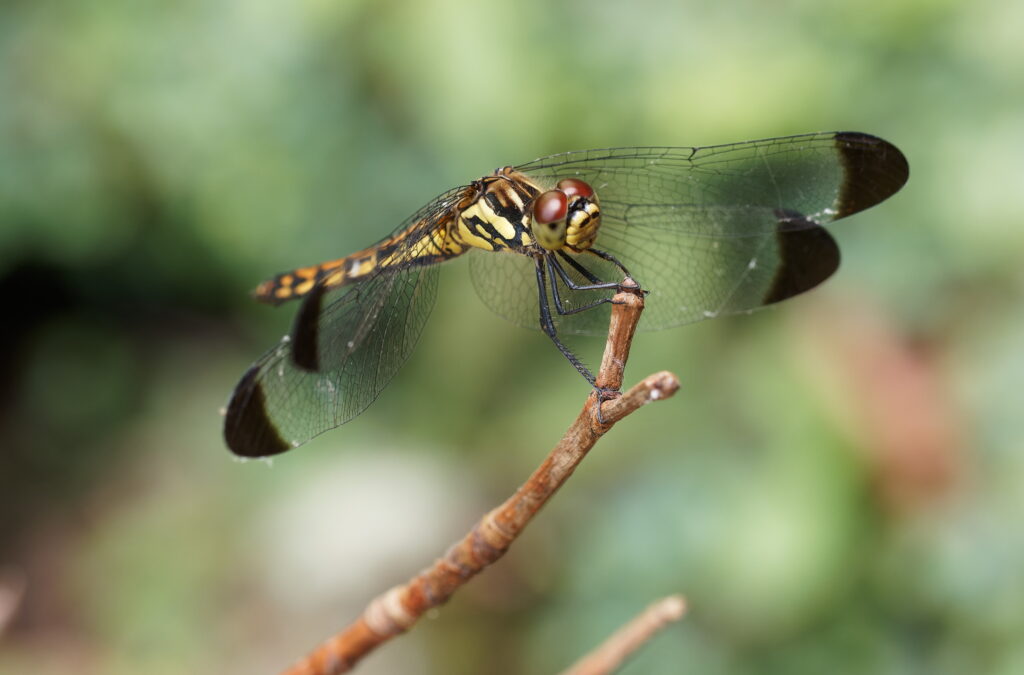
[253,169,544,305]
[253,219,466,305]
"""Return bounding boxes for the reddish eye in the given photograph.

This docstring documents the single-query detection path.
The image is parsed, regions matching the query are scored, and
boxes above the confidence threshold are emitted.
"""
[533,190,568,224]
[556,178,594,200]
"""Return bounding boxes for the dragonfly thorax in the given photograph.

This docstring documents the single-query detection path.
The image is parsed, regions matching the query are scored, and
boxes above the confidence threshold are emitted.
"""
[450,169,540,253]
[453,170,602,255]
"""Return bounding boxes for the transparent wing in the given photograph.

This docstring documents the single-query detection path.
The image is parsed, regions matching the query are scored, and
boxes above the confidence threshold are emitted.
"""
[470,132,907,334]
[223,186,473,457]
[225,264,438,457]
[470,213,839,335]
[515,132,908,228]
[470,248,619,335]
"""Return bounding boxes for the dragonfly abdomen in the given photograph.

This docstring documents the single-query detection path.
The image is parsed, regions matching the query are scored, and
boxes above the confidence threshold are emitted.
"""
[254,221,465,305]
[253,173,545,306]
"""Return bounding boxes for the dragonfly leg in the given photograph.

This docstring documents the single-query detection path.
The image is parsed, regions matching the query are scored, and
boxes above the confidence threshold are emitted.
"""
[593,386,622,425]
[551,251,644,309]
[583,247,633,278]
[535,258,596,384]
[553,251,623,291]
[546,254,615,317]
[580,248,648,304]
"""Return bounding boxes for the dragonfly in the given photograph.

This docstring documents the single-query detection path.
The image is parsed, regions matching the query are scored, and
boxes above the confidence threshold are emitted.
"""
[224,131,908,457]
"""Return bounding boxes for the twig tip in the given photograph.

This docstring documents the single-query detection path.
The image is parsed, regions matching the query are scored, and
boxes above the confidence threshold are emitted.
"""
[657,594,687,621]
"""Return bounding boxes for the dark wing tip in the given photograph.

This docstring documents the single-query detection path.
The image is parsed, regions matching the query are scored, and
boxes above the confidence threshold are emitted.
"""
[763,210,841,305]
[224,365,293,458]
[291,284,326,371]
[833,132,909,218]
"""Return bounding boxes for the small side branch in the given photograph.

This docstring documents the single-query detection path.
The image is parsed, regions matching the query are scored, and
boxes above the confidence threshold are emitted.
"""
[282,279,679,675]
[559,595,688,675]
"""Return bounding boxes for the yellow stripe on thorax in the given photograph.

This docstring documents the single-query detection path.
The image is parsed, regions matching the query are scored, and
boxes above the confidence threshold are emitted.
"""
[254,173,544,306]
[452,172,538,251]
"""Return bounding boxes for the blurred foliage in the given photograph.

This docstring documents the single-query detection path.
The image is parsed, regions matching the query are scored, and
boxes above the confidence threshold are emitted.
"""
[1,0,1022,673]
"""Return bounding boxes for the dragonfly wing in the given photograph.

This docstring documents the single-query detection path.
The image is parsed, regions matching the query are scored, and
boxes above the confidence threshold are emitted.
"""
[593,206,839,330]
[516,132,908,228]
[224,182,479,457]
[468,209,838,336]
[468,248,622,335]
[498,132,906,333]
[468,250,538,331]
[225,259,439,458]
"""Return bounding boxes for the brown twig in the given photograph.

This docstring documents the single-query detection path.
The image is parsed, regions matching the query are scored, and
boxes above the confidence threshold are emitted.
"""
[0,567,27,637]
[559,595,688,675]
[281,278,680,675]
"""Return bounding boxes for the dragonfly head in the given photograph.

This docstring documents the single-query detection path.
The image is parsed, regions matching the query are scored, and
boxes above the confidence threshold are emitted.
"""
[530,178,601,251]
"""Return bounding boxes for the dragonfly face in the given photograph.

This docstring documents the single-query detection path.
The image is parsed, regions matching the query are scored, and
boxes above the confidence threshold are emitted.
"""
[529,178,602,251]
[224,132,909,458]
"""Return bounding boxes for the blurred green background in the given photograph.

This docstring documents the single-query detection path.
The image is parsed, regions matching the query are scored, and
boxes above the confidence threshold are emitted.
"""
[1,0,1022,673]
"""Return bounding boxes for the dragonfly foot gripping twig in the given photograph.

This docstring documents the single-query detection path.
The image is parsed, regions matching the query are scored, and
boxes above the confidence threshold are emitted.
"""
[281,281,678,675]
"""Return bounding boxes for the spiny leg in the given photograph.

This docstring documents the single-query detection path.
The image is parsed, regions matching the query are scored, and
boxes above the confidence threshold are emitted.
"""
[547,249,639,422]
[553,251,623,291]
[546,254,616,317]
[557,251,603,285]
[583,247,633,278]
[536,257,620,423]
[534,257,596,384]
[552,250,645,310]
[575,248,648,309]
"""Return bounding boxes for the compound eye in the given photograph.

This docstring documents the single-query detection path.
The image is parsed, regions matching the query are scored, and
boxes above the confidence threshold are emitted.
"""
[533,190,568,224]
[556,178,594,200]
